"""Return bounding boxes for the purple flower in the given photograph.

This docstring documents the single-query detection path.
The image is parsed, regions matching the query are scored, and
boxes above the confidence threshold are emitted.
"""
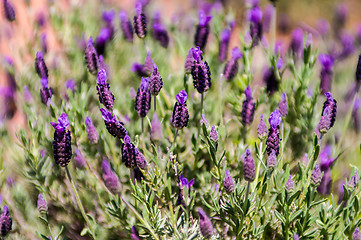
[263,4,274,33]
[257,114,267,140]
[149,64,163,96]
[293,234,300,240]
[248,6,263,46]
[122,135,136,168]
[102,10,115,24]
[119,11,134,42]
[153,18,169,48]
[135,148,147,169]
[0,206,12,237]
[266,109,281,156]
[184,48,194,74]
[144,51,154,76]
[198,208,213,238]
[338,32,355,60]
[218,28,231,62]
[209,125,218,142]
[353,227,361,240]
[223,170,235,194]
[248,6,262,24]
[37,194,48,214]
[267,150,277,168]
[131,226,141,240]
[150,113,162,142]
[95,28,112,55]
[289,28,303,58]
[317,92,337,135]
[243,149,255,182]
[133,2,147,39]
[171,90,189,129]
[285,175,294,192]
[51,113,72,167]
[96,69,115,111]
[194,10,212,50]
[316,19,329,37]
[200,114,209,128]
[65,79,76,91]
[319,54,334,94]
[135,78,151,118]
[263,67,279,95]
[35,51,48,79]
[310,163,322,187]
[131,62,148,77]
[241,86,256,125]
[223,47,242,81]
[191,47,212,93]
[85,37,99,75]
[333,4,348,36]
[347,171,359,190]
[278,92,288,117]
[85,117,99,144]
[2,0,15,22]
[100,108,127,139]
[102,159,121,194]
[74,149,86,168]
[179,174,195,189]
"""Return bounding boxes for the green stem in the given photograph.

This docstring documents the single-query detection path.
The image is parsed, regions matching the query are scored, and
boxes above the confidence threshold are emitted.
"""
[65,166,96,239]
[154,95,156,111]
[200,92,204,117]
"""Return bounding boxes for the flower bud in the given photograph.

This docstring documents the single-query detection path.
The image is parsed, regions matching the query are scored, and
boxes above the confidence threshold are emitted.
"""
[223,170,235,194]
[171,90,189,129]
[241,86,256,125]
[85,117,99,144]
[100,108,127,139]
[285,175,294,192]
[243,149,255,182]
[37,194,48,214]
[198,208,213,239]
[50,113,72,167]
[311,164,322,187]
[257,114,267,140]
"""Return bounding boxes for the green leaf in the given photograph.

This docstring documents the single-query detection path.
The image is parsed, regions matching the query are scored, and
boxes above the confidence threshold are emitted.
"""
[274,210,286,225]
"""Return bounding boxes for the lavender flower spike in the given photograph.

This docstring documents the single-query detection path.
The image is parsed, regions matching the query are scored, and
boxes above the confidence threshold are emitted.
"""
[100,108,127,139]
[191,47,212,93]
[121,135,136,168]
[241,86,256,125]
[257,114,267,140]
[218,28,231,62]
[266,109,281,156]
[102,159,121,194]
[150,113,163,143]
[0,206,12,237]
[285,175,294,192]
[35,51,48,79]
[223,170,235,194]
[353,227,361,240]
[319,54,334,94]
[135,148,148,169]
[37,194,48,214]
[243,149,256,182]
[51,113,72,167]
[278,92,288,117]
[133,2,147,39]
[289,28,303,58]
[153,15,169,48]
[149,64,163,97]
[198,208,213,239]
[40,77,53,105]
[74,149,86,168]
[223,47,243,81]
[131,226,141,240]
[144,51,154,76]
[85,37,99,75]
[96,69,115,111]
[135,77,151,118]
[3,0,15,22]
[184,48,194,74]
[317,92,337,135]
[310,163,322,187]
[209,125,218,142]
[119,11,134,42]
[85,117,99,144]
[194,10,212,50]
[248,5,263,47]
[267,150,277,168]
[171,90,189,129]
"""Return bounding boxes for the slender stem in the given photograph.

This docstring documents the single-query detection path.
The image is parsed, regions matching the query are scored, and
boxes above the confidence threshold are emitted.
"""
[319,133,323,146]
[154,95,156,111]
[200,92,204,117]
[65,166,96,239]
[170,129,179,150]
[244,181,250,205]
[141,117,144,133]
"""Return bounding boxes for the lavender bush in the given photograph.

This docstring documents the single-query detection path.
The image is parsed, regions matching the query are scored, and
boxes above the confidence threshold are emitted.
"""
[0,0,360,239]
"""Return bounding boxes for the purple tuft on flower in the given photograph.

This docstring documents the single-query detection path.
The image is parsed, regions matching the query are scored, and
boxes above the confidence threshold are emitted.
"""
[85,37,99,75]
[198,208,213,239]
[266,109,281,156]
[119,11,134,42]
[100,108,127,139]
[2,0,15,22]
[223,170,235,194]
[243,149,256,182]
[96,69,115,111]
[241,86,256,125]
[194,10,212,50]
[135,78,151,118]
[102,159,121,194]
[319,54,334,93]
[51,113,72,167]
[37,194,48,214]
[223,47,242,81]
[179,174,195,189]
[278,92,288,117]
[35,51,48,79]
[248,5,263,47]
[0,206,12,237]
[311,163,322,187]
[285,175,294,192]
[133,2,147,39]
[257,114,268,140]
[85,117,99,144]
